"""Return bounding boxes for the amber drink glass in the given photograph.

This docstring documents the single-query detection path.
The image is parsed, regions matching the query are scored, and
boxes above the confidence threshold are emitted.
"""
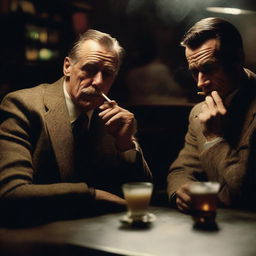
[189,182,220,226]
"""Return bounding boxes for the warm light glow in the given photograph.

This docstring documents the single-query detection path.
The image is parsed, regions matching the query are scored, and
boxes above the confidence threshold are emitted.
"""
[202,203,210,211]
[224,8,241,15]
[206,7,256,15]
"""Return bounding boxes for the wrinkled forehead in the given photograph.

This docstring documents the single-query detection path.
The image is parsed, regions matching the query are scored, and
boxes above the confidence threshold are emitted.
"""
[185,38,220,65]
[78,40,119,67]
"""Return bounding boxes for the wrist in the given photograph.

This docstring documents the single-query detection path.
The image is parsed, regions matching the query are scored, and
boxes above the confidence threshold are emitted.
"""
[204,137,224,150]
[204,133,222,142]
[115,136,136,152]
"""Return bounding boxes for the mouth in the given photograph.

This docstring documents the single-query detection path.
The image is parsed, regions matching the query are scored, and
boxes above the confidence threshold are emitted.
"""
[94,88,112,102]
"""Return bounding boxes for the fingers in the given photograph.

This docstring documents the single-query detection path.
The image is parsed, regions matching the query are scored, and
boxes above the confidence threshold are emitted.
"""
[205,95,217,116]
[205,91,227,115]
[198,103,210,122]
[198,91,227,121]
[176,184,192,212]
[98,101,136,144]
[211,91,227,115]
[98,101,119,120]
[99,100,117,109]
[99,107,121,125]
[95,189,126,205]
[177,197,190,212]
[99,102,134,127]
[94,189,127,214]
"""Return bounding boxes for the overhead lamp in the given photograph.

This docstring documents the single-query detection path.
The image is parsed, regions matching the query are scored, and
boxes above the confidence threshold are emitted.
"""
[206,7,256,15]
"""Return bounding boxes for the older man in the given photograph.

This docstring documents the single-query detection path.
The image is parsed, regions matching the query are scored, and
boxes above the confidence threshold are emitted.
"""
[167,17,256,212]
[0,29,151,224]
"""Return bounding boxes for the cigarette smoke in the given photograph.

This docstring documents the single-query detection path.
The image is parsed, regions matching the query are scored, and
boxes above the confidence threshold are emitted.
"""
[125,0,221,23]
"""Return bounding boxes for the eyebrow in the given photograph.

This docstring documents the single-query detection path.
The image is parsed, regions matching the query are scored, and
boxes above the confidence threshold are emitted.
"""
[82,62,117,76]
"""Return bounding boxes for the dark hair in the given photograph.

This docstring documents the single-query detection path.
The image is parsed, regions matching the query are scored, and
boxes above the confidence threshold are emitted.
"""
[181,17,244,65]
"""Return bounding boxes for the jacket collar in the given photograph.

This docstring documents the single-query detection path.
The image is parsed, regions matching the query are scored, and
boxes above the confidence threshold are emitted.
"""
[44,77,75,181]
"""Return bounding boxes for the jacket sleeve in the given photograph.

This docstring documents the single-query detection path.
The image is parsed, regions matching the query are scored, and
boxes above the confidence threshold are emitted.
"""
[199,129,256,207]
[0,92,104,225]
[167,105,205,203]
[117,137,152,180]
[167,103,256,208]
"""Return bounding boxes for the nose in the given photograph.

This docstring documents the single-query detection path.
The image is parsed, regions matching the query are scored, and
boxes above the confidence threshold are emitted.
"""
[92,71,103,88]
[197,72,210,89]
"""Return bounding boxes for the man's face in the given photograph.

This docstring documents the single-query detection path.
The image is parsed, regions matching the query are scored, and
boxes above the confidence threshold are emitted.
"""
[185,38,234,97]
[63,40,118,111]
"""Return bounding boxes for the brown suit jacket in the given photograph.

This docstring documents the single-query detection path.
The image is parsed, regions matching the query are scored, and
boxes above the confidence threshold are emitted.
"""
[167,69,256,209]
[0,77,151,224]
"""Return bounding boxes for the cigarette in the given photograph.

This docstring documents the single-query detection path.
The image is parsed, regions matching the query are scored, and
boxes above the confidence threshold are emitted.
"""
[197,92,206,96]
[97,89,112,102]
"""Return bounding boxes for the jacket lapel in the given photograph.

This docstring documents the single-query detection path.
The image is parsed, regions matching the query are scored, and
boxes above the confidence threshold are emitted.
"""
[44,77,75,181]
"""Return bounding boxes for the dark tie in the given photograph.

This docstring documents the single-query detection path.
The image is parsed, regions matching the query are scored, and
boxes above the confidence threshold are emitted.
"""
[72,114,92,181]
[72,114,89,141]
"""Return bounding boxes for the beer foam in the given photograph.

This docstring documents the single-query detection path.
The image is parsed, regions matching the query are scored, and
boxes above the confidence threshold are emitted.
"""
[126,188,151,195]
[189,182,220,194]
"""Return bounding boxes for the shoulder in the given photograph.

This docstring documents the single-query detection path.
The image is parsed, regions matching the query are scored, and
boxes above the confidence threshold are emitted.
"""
[4,84,45,100]
[1,78,63,110]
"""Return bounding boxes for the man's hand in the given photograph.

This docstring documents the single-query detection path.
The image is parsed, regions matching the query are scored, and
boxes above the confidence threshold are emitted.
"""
[198,91,227,141]
[95,189,126,205]
[98,101,136,151]
[176,184,192,212]
[94,189,127,213]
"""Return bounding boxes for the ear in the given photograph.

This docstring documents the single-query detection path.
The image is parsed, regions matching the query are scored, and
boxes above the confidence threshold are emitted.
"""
[63,57,72,77]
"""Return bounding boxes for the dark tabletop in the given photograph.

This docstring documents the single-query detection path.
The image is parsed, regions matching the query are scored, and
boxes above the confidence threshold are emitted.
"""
[0,206,256,256]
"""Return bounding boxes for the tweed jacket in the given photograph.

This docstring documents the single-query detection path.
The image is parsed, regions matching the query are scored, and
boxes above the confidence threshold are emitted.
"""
[167,69,256,208]
[0,77,151,222]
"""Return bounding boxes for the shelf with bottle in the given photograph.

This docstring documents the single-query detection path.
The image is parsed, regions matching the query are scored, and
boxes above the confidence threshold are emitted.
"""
[10,0,64,26]
[4,0,65,63]
[24,23,61,61]
[25,46,59,62]
[25,23,60,45]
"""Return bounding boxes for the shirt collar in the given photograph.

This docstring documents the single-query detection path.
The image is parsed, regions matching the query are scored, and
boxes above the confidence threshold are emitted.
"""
[63,80,93,126]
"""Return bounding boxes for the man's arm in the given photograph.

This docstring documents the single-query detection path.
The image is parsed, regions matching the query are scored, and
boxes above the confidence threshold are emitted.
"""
[98,100,152,180]
[197,90,249,205]
[168,91,256,210]
[167,104,206,212]
[0,92,126,225]
[199,137,252,206]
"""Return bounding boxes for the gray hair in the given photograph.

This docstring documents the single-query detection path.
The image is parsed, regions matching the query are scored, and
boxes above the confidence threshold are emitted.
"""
[68,29,125,72]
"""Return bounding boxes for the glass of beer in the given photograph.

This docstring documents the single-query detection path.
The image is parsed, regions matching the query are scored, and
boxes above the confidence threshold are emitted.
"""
[122,182,153,222]
[189,182,220,228]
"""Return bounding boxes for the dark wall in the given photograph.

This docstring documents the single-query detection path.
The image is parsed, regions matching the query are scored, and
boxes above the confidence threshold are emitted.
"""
[129,105,192,192]
[2,0,256,198]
